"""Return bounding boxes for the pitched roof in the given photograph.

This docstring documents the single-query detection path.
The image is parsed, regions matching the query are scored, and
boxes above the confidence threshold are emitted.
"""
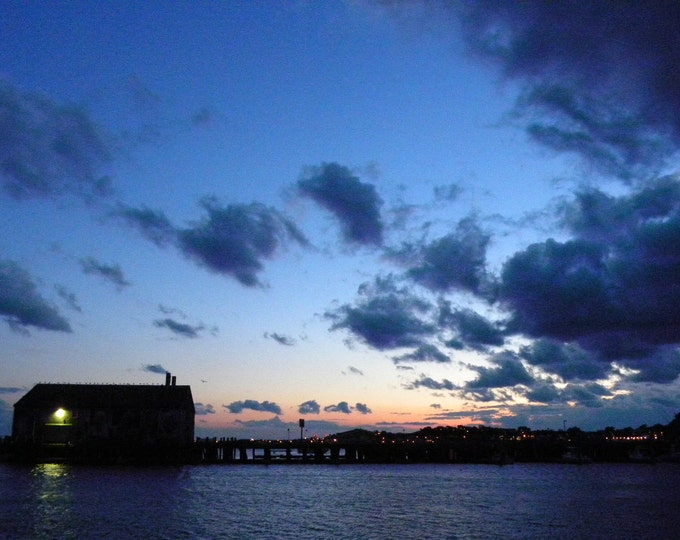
[14,383,195,413]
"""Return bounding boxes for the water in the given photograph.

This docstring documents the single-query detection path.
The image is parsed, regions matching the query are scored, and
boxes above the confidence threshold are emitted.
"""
[1,462,679,539]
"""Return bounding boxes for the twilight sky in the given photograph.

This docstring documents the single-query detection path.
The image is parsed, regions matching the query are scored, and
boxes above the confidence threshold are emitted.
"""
[3,1,680,439]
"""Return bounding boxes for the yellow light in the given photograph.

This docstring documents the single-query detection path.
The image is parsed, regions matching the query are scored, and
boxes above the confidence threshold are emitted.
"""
[55,408,66,419]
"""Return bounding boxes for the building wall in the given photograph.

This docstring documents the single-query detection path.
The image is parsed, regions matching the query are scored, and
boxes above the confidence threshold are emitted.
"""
[13,405,194,447]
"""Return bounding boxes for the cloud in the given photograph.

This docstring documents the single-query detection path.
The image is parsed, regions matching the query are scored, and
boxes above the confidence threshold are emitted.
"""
[114,204,176,247]
[626,348,680,384]
[55,285,81,312]
[407,375,455,391]
[116,198,307,287]
[520,339,609,382]
[325,274,434,350]
[433,183,463,203]
[465,351,534,389]
[393,344,450,364]
[438,303,505,350]
[298,162,384,246]
[355,402,372,415]
[376,3,680,400]
[190,107,216,127]
[158,304,186,317]
[0,387,24,394]
[154,318,204,339]
[79,257,130,290]
[0,80,113,200]
[454,1,680,179]
[391,216,493,296]
[195,403,216,415]
[224,399,282,415]
[0,258,71,333]
[178,198,308,287]
[141,364,167,374]
[298,400,321,415]
[324,402,352,414]
[499,179,680,381]
[526,383,562,405]
[344,366,364,376]
[127,74,161,112]
[264,332,296,346]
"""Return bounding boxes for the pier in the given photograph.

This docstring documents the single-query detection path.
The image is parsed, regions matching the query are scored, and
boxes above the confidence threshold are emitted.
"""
[194,437,429,464]
[191,435,511,465]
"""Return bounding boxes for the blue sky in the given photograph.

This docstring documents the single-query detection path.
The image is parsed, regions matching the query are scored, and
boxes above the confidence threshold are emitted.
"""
[3,1,680,439]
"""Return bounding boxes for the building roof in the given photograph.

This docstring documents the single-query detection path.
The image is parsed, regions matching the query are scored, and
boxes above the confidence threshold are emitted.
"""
[14,383,195,413]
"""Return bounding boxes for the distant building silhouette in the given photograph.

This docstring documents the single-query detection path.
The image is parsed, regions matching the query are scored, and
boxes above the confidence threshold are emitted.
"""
[11,374,194,463]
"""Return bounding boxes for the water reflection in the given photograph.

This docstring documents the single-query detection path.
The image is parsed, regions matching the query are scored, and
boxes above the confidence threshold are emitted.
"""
[2,463,680,538]
[28,463,75,538]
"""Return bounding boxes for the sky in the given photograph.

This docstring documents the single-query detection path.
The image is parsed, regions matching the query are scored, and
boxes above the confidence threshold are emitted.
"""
[3,0,680,439]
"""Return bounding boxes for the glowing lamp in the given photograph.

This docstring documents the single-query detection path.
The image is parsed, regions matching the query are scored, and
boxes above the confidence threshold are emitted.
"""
[55,408,66,420]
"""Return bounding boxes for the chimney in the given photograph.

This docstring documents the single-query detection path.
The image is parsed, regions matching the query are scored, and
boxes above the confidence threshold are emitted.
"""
[171,375,176,386]
[165,372,171,386]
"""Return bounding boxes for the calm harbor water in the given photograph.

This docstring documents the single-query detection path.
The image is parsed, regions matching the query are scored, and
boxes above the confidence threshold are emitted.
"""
[1,462,679,539]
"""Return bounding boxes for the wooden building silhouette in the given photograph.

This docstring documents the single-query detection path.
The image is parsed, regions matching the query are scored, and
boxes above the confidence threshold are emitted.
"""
[11,373,194,463]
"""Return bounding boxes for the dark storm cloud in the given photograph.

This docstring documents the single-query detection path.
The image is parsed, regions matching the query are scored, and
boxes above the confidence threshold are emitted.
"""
[438,302,505,350]
[465,351,533,389]
[324,402,352,414]
[79,257,130,290]
[325,274,434,350]
[298,400,321,415]
[298,162,384,246]
[141,364,167,374]
[153,318,204,339]
[264,332,295,346]
[0,80,112,200]
[567,383,612,408]
[391,216,493,296]
[526,383,562,405]
[457,1,680,178]
[178,198,308,287]
[393,344,449,364]
[195,403,216,415]
[407,375,455,391]
[224,400,283,415]
[501,179,680,380]
[115,198,307,287]
[521,88,666,180]
[525,381,613,408]
[0,259,71,333]
[625,348,680,384]
[520,340,609,382]
[355,403,372,415]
